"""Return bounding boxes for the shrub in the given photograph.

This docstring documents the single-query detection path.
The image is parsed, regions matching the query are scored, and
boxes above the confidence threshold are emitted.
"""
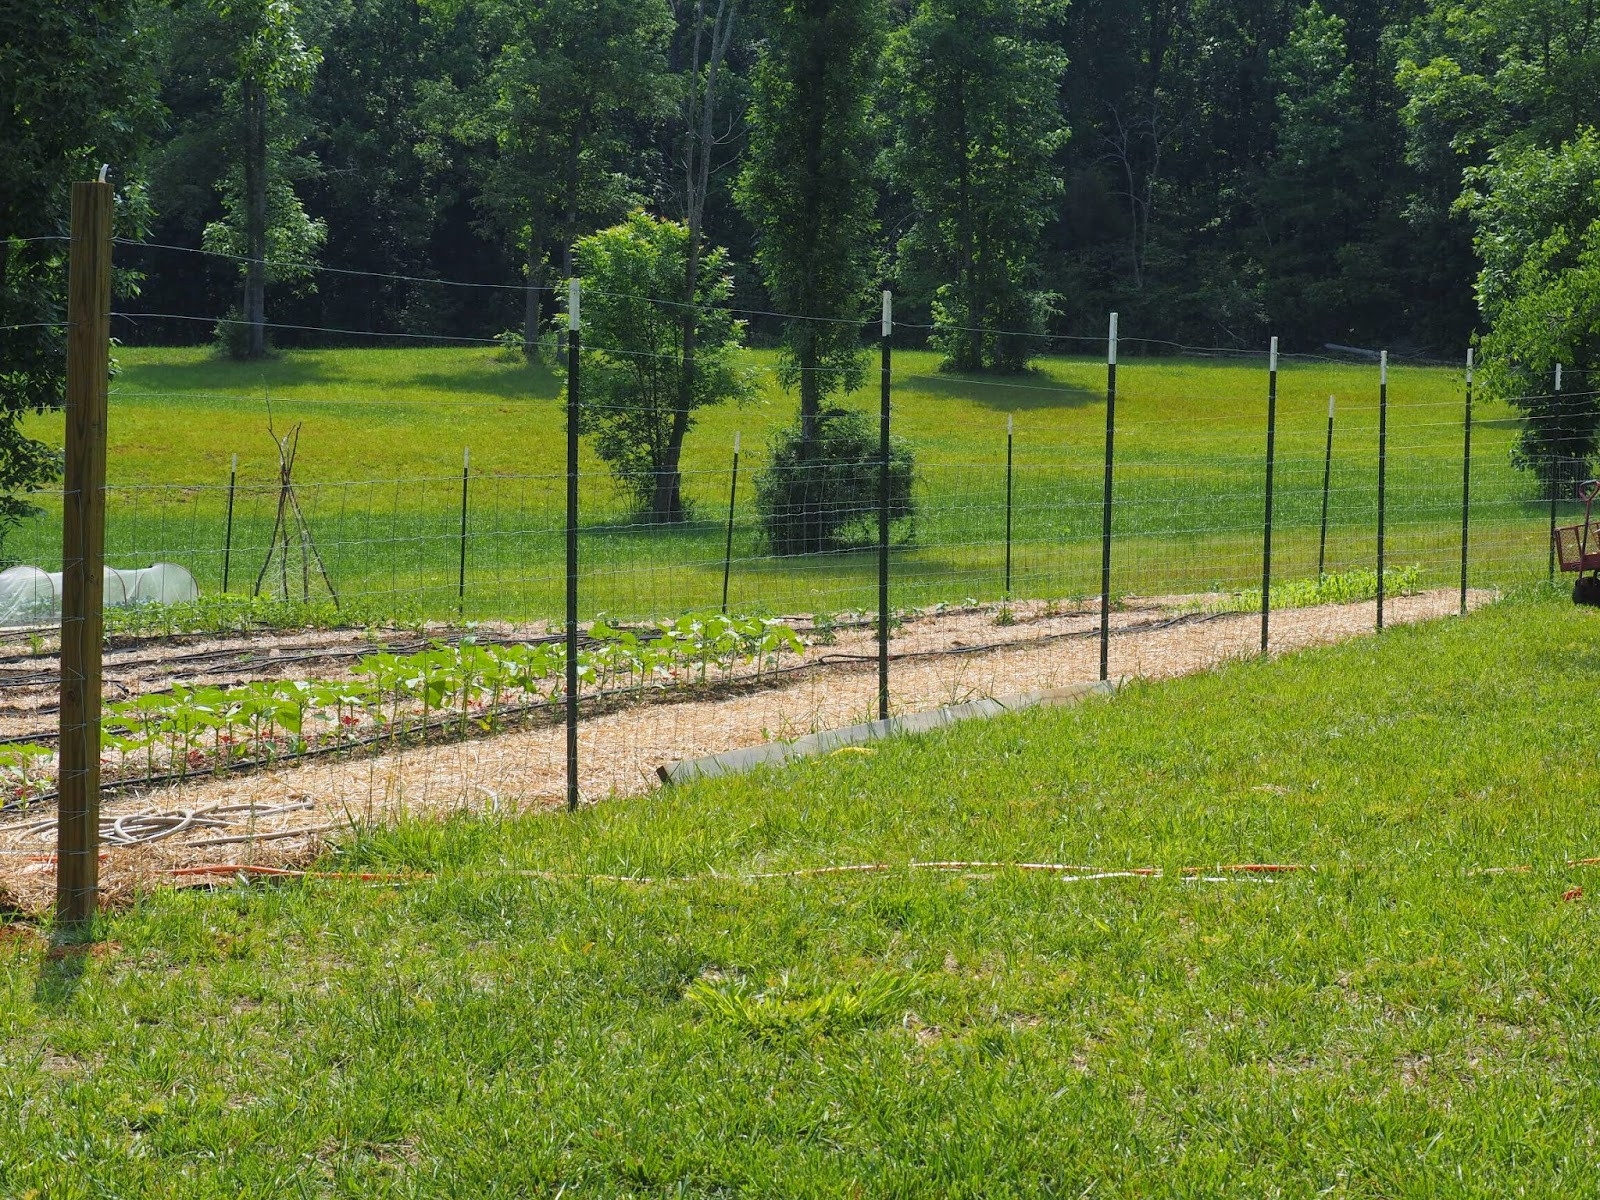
[754,406,916,555]
[570,212,754,522]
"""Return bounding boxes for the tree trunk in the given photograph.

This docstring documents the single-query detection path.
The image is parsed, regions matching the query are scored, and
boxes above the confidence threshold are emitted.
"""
[799,339,820,447]
[242,74,268,360]
[653,294,696,521]
[522,236,543,358]
[557,119,586,363]
[654,0,739,523]
[652,403,692,522]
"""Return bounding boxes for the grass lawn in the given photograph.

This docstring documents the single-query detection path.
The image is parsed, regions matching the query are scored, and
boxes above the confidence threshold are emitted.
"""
[4,593,1599,1194]
[7,345,1558,620]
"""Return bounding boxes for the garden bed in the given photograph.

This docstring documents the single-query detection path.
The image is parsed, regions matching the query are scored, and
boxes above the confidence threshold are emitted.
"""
[0,584,1493,913]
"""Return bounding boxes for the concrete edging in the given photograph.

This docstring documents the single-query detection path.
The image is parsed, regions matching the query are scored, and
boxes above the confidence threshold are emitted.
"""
[658,679,1120,786]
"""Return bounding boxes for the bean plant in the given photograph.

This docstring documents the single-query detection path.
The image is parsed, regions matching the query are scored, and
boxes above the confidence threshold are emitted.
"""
[85,611,805,786]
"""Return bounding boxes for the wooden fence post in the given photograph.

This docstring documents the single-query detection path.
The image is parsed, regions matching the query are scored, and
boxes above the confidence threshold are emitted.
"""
[58,179,114,928]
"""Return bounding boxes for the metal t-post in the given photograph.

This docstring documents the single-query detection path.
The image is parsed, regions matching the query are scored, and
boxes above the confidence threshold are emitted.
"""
[1317,398,1334,578]
[1099,313,1118,682]
[1550,364,1562,581]
[222,453,237,593]
[1261,337,1278,652]
[878,291,892,722]
[1377,352,1388,631]
[565,282,580,813]
[721,432,740,615]
[1004,414,1014,597]
[1461,350,1472,615]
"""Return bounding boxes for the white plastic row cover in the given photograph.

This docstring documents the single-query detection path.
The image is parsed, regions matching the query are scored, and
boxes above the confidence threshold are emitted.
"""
[0,563,199,627]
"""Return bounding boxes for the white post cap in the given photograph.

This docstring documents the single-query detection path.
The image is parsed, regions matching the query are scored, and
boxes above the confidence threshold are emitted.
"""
[1108,312,1118,365]
[1269,336,1278,374]
[568,279,580,331]
[882,290,892,338]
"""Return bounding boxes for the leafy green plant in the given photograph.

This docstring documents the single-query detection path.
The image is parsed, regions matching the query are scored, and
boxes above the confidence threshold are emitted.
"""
[104,593,428,640]
[753,406,917,556]
[686,970,916,1042]
[0,742,53,808]
[90,612,807,785]
[1205,566,1423,615]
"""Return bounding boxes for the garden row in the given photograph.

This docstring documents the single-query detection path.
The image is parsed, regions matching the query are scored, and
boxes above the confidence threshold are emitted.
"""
[0,611,804,806]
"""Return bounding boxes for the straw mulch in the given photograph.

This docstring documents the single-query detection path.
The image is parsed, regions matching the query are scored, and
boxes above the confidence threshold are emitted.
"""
[0,589,1491,914]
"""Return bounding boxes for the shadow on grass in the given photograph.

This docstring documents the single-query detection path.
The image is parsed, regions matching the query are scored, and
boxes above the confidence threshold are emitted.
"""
[117,351,346,395]
[409,365,563,401]
[903,368,1100,411]
[34,935,95,1006]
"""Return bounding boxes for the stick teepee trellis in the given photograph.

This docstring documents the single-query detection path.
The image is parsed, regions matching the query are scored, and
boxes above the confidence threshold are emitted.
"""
[254,413,340,608]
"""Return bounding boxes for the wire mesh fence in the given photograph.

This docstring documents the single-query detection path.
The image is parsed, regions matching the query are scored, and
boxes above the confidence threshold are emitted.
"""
[0,378,1574,628]
[11,217,1600,906]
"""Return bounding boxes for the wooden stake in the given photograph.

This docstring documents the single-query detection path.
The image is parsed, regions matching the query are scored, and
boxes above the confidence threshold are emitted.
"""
[58,180,114,928]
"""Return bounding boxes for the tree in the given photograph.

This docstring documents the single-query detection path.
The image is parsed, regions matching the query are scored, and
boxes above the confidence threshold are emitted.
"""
[442,0,673,356]
[572,212,753,521]
[1467,132,1600,492]
[300,0,492,336]
[1397,0,1600,484]
[881,0,1068,373]
[667,0,746,515]
[0,0,157,549]
[1395,0,1600,350]
[1256,2,1399,341]
[183,0,326,358]
[736,0,884,449]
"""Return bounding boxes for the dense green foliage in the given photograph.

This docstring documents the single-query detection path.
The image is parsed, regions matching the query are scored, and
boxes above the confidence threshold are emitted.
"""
[0,0,154,545]
[432,0,673,352]
[881,0,1068,372]
[753,404,916,555]
[8,597,1600,1192]
[572,213,754,520]
[11,0,1600,496]
[9,0,1595,361]
[1397,0,1600,488]
[736,0,884,447]
[1465,132,1600,490]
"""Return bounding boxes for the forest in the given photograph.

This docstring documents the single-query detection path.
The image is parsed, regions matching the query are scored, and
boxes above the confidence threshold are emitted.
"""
[6,0,1600,499]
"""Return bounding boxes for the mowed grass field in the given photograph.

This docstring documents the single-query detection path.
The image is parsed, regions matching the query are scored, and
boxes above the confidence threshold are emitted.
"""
[8,345,1557,620]
[5,594,1600,1194]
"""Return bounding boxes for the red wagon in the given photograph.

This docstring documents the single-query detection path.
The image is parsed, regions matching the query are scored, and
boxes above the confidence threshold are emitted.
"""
[1554,480,1600,605]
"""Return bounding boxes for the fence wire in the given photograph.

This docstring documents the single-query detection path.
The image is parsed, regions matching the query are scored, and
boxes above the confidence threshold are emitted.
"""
[5,235,1592,839]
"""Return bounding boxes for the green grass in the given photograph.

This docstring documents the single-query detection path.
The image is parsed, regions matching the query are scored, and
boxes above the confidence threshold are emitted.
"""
[6,345,1562,621]
[5,594,1600,1194]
